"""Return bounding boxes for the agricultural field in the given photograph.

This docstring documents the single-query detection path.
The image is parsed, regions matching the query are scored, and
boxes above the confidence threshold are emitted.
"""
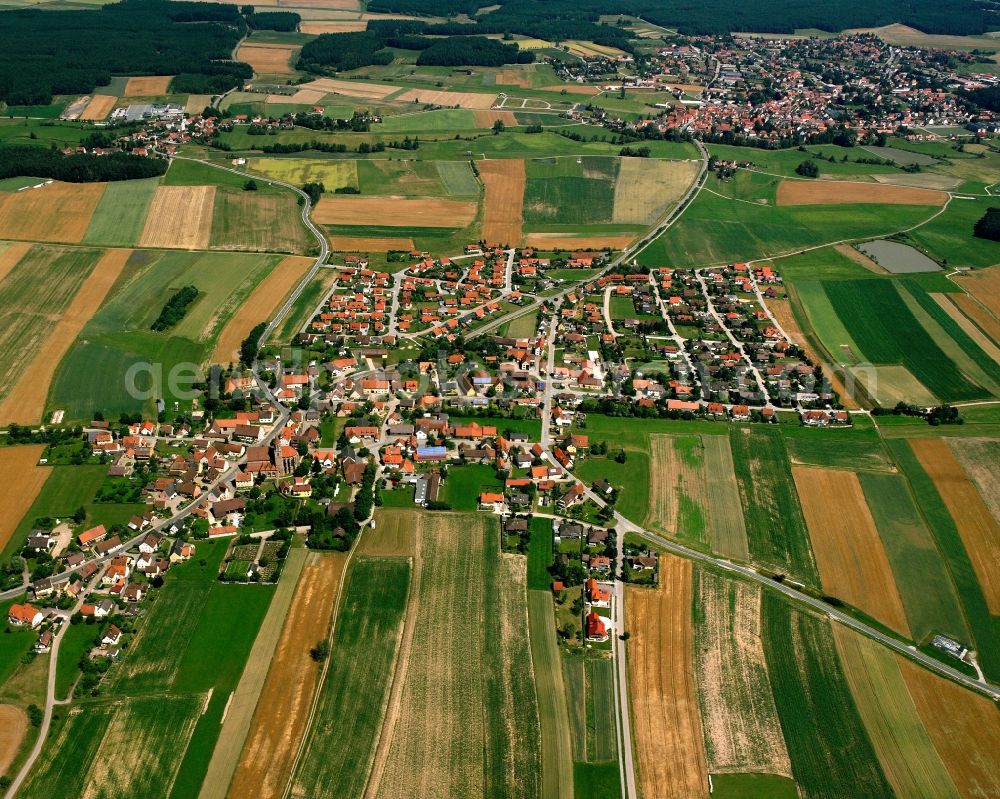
[626,554,708,799]
[0,181,105,243]
[701,435,749,560]
[523,156,616,227]
[210,191,312,254]
[82,178,159,246]
[249,157,358,190]
[290,556,411,799]
[372,513,540,799]
[48,249,282,419]
[0,445,48,552]
[139,185,216,250]
[227,552,346,799]
[479,158,525,245]
[774,180,946,207]
[645,435,709,548]
[946,438,1000,524]
[793,466,910,635]
[693,571,790,777]
[728,426,818,584]
[612,157,699,225]
[761,594,893,799]
[313,196,477,227]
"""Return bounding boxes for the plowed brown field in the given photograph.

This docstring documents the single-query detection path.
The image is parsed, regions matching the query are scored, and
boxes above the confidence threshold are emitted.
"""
[911,438,1000,612]
[793,466,910,635]
[211,255,312,365]
[79,95,117,121]
[775,180,946,206]
[123,76,173,96]
[228,553,348,799]
[313,196,476,228]
[0,445,49,551]
[899,655,1000,799]
[0,248,130,425]
[473,109,517,127]
[139,185,216,249]
[0,182,105,243]
[626,554,708,799]
[479,159,524,245]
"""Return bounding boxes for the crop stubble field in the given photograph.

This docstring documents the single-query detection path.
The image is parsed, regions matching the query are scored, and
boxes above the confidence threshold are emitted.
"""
[123,75,173,96]
[793,466,910,635]
[775,180,946,206]
[612,157,698,224]
[313,196,476,227]
[139,185,216,249]
[946,438,1000,523]
[694,571,790,777]
[479,158,525,245]
[0,703,27,775]
[626,554,708,799]
[79,94,117,121]
[0,445,49,551]
[0,181,105,243]
[228,552,347,799]
[0,248,131,424]
[910,438,1000,612]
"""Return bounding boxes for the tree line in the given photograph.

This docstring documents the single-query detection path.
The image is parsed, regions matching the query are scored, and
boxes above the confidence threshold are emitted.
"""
[0,146,167,182]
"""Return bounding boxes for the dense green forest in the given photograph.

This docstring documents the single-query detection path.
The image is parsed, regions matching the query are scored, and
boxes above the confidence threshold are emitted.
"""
[366,0,1000,36]
[246,11,301,32]
[298,23,533,72]
[0,1,248,106]
[0,146,168,182]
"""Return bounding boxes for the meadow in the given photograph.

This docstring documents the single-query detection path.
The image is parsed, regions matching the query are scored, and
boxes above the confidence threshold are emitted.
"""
[290,556,411,799]
[522,156,616,227]
[728,427,818,583]
[761,595,893,799]
[82,178,160,247]
[210,190,312,254]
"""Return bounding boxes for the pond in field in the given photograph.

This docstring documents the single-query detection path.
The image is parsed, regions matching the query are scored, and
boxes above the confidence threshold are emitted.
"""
[856,240,941,273]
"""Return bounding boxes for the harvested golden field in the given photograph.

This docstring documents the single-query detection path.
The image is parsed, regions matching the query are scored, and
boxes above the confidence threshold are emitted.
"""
[0,181,105,243]
[211,255,312,365]
[0,242,32,282]
[694,572,790,776]
[357,510,417,556]
[931,293,1000,365]
[626,554,708,799]
[899,654,1000,799]
[946,438,1000,524]
[300,21,367,33]
[833,628,960,799]
[851,22,1000,50]
[950,292,1000,346]
[139,185,216,249]
[793,466,910,635]
[394,88,497,109]
[278,88,328,105]
[0,704,27,775]
[849,364,938,408]
[333,236,415,252]
[236,43,299,74]
[612,158,699,224]
[645,435,709,547]
[0,445,49,552]
[79,94,117,121]
[473,109,517,127]
[312,196,476,228]
[0,248,130,425]
[955,267,1000,322]
[123,76,174,96]
[524,233,634,250]
[911,438,1000,612]
[768,295,859,408]
[186,94,215,114]
[298,78,397,101]
[776,179,946,206]
[479,158,524,245]
[228,552,347,799]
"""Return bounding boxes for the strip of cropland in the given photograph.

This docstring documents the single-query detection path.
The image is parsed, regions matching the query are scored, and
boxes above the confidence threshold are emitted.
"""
[210,191,311,254]
[910,438,1000,613]
[0,445,49,552]
[139,185,216,250]
[793,466,910,636]
[945,438,1000,524]
[694,571,790,777]
[0,181,105,243]
[612,157,699,224]
[645,435,709,549]
[701,435,749,560]
[312,196,477,228]
[479,158,525,245]
[371,513,541,799]
[211,255,313,366]
[832,627,960,799]
[626,554,708,798]
[289,556,411,799]
[83,178,160,247]
[775,180,947,206]
[225,551,347,799]
[0,248,130,425]
[762,593,893,799]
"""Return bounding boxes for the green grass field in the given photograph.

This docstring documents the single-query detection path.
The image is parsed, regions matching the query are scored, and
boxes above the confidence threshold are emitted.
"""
[709,773,798,799]
[572,762,620,799]
[440,463,503,510]
[292,556,411,797]
[523,158,616,226]
[165,158,282,193]
[435,160,481,196]
[903,194,1000,268]
[706,143,902,179]
[48,249,281,419]
[356,159,449,197]
[780,417,892,472]
[584,658,616,762]
[637,171,938,267]
[859,472,970,644]
[573,451,650,525]
[82,178,159,247]
[54,622,99,700]
[0,599,36,688]
[527,516,554,591]
[209,189,311,254]
[762,594,893,799]
[374,108,477,132]
[823,280,992,402]
[888,440,1000,681]
[729,427,818,584]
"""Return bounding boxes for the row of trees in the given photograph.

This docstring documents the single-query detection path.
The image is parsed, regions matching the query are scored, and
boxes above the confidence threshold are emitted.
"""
[151,286,199,332]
